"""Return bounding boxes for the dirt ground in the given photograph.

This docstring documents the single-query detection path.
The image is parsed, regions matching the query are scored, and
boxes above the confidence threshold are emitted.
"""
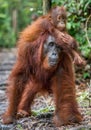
[0,49,91,130]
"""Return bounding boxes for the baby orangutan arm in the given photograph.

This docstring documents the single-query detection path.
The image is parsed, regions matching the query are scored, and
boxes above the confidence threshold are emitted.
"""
[53,28,85,65]
[72,50,86,65]
[46,6,85,65]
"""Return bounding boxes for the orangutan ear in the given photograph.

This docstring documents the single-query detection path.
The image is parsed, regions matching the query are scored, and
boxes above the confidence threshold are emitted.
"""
[48,15,54,24]
[61,6,67,11]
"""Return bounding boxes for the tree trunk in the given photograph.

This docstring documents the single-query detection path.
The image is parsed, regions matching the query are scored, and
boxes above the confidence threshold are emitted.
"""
[43,0,52,15]
[12,9,17,33]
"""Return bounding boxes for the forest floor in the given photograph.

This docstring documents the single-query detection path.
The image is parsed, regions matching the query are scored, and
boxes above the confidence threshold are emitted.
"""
[0,48,91,130]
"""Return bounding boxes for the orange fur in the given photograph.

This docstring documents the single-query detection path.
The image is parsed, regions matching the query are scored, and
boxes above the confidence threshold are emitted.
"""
[2,33,82,125]
[2,6,83,125]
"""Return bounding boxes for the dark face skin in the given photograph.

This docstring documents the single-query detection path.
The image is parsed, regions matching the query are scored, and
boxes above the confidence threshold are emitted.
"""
[43,35,61,69]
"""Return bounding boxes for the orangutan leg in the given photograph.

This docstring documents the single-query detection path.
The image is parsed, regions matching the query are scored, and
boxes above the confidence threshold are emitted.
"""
[17,81,39,118]
[52,53,82,126]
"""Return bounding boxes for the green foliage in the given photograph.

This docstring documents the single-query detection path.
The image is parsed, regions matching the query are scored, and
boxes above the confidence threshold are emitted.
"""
[0,0,42,48]
[77,90,90,107]
[17,124,23,130]
[77,91,88,101]
[80,45,91,58]
[32,106,54,116]
[83,72,90,79]
[0,0,15,47]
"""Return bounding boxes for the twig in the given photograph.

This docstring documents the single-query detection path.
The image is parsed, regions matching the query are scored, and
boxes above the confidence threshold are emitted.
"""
[85,14,91,46]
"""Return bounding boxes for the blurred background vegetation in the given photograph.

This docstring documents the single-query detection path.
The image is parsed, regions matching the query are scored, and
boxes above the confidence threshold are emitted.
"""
[0,0,91,59]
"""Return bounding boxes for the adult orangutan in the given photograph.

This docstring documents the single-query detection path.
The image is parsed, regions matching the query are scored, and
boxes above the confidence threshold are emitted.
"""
[2,33,82,126]
[18,6,84,65]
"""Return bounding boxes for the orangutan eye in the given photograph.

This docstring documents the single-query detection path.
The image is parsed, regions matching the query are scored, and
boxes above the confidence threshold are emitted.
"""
[49,42,54,47]
[62,17,66,21]
[57,15,61,21]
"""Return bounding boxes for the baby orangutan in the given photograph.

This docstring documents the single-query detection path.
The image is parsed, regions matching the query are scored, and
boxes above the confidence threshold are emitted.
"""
[48,6,85,65]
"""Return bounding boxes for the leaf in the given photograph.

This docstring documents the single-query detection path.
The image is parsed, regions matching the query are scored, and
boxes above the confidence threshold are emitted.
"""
[67,22,71,30]
[0,14,6,18]
[83,72,90,79]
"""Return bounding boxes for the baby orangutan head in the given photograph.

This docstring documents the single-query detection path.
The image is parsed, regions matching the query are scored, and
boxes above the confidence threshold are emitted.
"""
[50,6,67,31]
